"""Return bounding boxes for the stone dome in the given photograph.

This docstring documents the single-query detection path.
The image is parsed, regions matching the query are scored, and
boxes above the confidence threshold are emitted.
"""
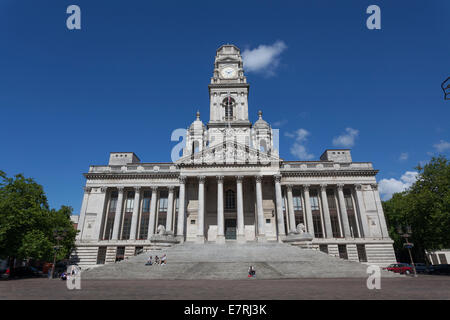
[253,110,270,129]
[189,111,206,132]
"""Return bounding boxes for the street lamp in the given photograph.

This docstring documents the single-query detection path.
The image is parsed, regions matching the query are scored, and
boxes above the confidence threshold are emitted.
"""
[397,225,417,277]
[50,228,67,279]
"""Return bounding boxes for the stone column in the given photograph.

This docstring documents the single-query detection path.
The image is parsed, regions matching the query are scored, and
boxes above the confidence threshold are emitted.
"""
[286,185,296,233]
[77,186,91,240]
[236,175,245,242]
[165,186,175,232]
[274,175,286,238]
[93,187,107,241]
[303,185,315,236]
[216,176,225,243]
[337,184,351,238]
[255,176,265,240]
[320,184,333,238]
[372,183,389,238]
[197,176,206,243]
[176,176,186,239]
[111,187,124,240]
[129,187,141,240]
[355,184,370,238]
[147,186,158,239]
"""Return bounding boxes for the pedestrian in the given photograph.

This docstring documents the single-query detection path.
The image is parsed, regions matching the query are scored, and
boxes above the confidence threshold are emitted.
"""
[145,256,153,266]
[161,254,167,266]
[248,266,255,278]
[155,255,160,265]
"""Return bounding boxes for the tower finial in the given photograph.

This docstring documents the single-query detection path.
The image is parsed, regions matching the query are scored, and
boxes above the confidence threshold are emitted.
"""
[196,110,200,120]
[258,110,262,119]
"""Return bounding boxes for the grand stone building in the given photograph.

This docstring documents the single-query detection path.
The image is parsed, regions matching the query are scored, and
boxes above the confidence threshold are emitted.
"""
[73,45,396,267]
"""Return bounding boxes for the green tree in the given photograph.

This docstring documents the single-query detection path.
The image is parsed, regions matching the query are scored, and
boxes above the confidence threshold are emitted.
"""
[383,156,450,262]
[0,171,77,263]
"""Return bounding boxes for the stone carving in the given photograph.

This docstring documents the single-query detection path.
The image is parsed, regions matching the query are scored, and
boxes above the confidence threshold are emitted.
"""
[296,223,306,234]
[157,225,166,235]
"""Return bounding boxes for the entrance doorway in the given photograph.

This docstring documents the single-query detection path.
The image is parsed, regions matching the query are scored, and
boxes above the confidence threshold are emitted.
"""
[225,219,237,240]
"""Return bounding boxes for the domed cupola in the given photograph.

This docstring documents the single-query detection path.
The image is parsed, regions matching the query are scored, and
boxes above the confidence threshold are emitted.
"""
[189,111,206,133]
[252,110,274,154]
[184,111,207,156]
[253,110,270,129]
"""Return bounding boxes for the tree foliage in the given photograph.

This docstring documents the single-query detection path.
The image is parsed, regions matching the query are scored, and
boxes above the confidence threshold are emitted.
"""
[383,156,450,261]
[0,171,77,262]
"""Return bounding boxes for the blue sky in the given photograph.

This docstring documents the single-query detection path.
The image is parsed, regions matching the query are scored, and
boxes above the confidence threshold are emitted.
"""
[0,0,449,213]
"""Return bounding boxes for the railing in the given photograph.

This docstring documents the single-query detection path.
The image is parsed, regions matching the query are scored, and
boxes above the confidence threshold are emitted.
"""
[89,163,178,173]
[281,162,374,171]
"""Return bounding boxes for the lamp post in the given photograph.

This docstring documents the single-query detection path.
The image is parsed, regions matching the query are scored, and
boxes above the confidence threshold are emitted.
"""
[397,225,417,277]
[50,228,67,279]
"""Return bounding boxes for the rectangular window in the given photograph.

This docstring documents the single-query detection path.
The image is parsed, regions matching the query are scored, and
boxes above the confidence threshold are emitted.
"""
[330,212,341,238]
[293,196,302,211]
[121,213,132,240]
[96,247,107,264]
[159,191,168,212]
[438,254,448,264]
[357,244,367,262]
[338,245,348,260]
[312,212,323,238]
[348,214,359,238]
[310,191,320,211]
[343,189,354,209]
[139,213,149,240]
[125,191,135,213]
[319,244,328,254]
[326,189,337,210]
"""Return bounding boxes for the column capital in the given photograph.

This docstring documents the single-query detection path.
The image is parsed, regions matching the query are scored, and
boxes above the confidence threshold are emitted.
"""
[83,186,91,193]
[178,175,186,184]
[216,175,224,182]
[168,186,175,192]
[100,187,107,193]
[286,184,293,191]
[371,183,378,190]
[198,175,206,183]
[320,183,328,191]
[151,186,158,192]
[236,175,244,182]
[355,184,363,191]
[255,175,263,183]
[337,183,345,191]
[117,186,124,192]
[134,186,141,192]
[302,184,310,191]
[274,174,282,183]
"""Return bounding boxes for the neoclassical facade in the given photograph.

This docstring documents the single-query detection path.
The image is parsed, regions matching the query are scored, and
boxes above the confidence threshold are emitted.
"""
[72,45,396,267]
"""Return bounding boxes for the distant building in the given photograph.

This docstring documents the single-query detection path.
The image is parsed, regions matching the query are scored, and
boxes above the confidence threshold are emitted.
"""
[70,215,79,230]
[72,44,396,268]
[426,250,449,265]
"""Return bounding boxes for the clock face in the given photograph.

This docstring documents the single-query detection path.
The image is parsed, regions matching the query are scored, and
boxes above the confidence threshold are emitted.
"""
[221,67,237,79]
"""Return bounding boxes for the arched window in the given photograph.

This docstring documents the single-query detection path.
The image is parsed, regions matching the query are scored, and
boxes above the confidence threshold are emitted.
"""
[222,97,235,121]
[225,189,236,210]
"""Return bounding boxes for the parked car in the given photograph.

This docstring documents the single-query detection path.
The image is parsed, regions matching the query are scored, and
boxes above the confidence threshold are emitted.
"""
[414,263,431,274]
[428,264,450,275]
[0,267,10,279]
[8,266,41,279]
[383,263,413,275]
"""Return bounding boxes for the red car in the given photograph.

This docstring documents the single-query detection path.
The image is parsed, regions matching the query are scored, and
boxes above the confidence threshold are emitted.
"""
[383,263,413,275]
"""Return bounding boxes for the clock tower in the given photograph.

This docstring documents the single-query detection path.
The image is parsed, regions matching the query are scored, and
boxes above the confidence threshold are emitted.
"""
[207,44,251,146]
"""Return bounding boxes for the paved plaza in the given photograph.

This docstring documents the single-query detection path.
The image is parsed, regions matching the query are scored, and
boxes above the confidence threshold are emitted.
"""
[1,276,449,300]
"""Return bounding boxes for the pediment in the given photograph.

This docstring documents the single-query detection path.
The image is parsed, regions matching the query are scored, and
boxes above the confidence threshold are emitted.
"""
[176,141,281,166]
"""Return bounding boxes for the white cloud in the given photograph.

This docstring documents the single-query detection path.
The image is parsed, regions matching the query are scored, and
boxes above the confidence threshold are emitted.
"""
[285,128,314,160]
[378,171,418,200]
[273,119,287,127]
[332,128,359,148]
[433,140,450,153]
[242,41,287,76]
[399,152,409,161]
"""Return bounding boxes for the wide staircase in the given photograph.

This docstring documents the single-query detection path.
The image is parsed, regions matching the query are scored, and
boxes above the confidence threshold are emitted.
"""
[82,242,399,280]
